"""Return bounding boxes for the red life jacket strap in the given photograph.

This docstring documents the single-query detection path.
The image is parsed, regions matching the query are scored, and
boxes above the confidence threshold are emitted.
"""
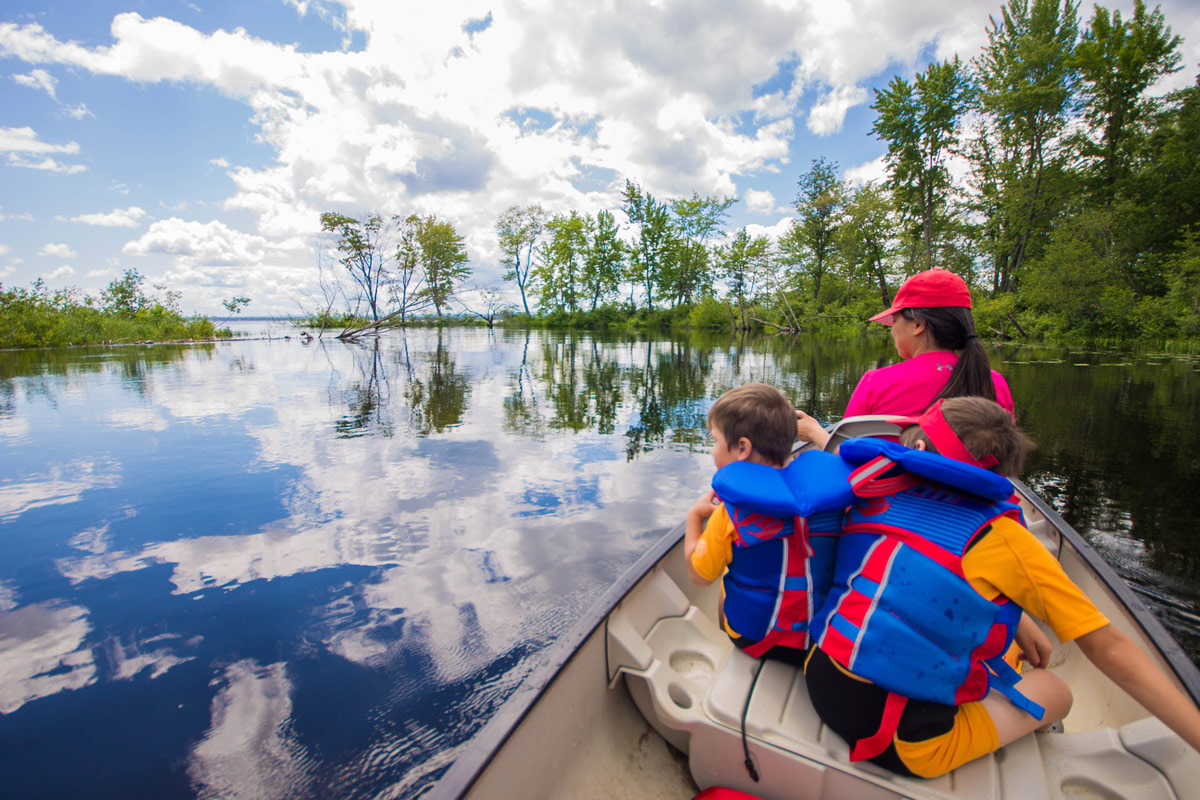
[849,456,922,497]
[739,629,809,658]
[850,691,908,762]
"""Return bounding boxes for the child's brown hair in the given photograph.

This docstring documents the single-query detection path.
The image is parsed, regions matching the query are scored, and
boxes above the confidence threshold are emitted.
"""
[900,396,1035,477]
[707,383,796,467]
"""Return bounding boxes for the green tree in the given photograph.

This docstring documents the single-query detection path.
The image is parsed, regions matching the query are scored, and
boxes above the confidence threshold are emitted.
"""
[496,204,547,316]
[216,295,251,328]
[622,180,677,309]
[416,216,470,319]
[666,193,734,307]
[1132,76,1200,261]
[782,158,844,301]
[101,269,153,317]
[837,184,899,308]
[391,214,431,324]
[872,58,973,269]
[581,210,624,311]
[1164,231,1200,337]
[1074,0,1181,198]
[535,212,590,312]
[970,0,1079,293]
[716,227,772,327]
[319,212,394,321]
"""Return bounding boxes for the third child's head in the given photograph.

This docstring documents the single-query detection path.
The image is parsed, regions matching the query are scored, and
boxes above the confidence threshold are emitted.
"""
[707,383,796,469]
[900,396,1035,477]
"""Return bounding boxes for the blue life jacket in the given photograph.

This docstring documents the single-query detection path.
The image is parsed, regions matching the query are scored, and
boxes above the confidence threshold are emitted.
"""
[808,437,1044,762]
[710,449,856,656]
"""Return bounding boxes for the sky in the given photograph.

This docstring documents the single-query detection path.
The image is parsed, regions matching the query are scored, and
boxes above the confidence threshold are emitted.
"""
[1,0,1198,317]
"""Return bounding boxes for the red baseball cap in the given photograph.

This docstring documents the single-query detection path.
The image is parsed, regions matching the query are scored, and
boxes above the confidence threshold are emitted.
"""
[869,268,973,325]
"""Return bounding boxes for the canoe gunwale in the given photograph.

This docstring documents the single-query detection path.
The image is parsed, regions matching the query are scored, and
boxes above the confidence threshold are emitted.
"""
[430,523,685,800]
[1014,477,1200,706]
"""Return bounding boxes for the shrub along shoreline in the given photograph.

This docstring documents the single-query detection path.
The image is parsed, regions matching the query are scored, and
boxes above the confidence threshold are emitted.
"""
[0,271,231,350]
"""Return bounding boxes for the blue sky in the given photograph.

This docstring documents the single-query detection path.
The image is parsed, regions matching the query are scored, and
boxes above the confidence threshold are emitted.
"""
[2,0,1198,315]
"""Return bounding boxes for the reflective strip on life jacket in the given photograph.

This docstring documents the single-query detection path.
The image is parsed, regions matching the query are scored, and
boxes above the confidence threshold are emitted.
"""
[815,536,901,668]
[741,523,813,657]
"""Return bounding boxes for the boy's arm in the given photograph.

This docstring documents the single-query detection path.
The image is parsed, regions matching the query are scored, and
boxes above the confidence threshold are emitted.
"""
[1075,624,1200,752]
[1015,612,1052,668]
[684,489,718,586]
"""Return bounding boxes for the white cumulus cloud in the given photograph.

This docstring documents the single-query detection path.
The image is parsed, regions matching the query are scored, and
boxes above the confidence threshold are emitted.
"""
[70,207,147,227]
[123,218,267,266]
[845,155,888,188]
[7,155,86,174]
[44,265,76,280]
[39,243,77,258]
[13,68,57,99]
[2,0,1197,313]
[0,126,80,155]
[744,188,782,215]
[1,127,85,173]
[807,85,869,136]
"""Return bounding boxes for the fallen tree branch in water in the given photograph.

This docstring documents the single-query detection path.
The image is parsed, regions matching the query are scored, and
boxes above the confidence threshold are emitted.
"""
[337,309,407,340]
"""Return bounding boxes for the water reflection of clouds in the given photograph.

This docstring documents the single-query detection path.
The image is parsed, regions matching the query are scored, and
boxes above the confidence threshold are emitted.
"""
[16,332,718,773]
[0,459,122,522]
[0,415,29,441]
[102,407,170,431]
[0,580,15,611]
[48,335,707,617]
[109,633,200,681]
[187,660,312,800]
[0,601,96,714]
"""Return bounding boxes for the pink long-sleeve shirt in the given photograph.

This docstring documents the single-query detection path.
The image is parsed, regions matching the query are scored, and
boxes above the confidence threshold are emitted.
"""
[844,351,1014,419]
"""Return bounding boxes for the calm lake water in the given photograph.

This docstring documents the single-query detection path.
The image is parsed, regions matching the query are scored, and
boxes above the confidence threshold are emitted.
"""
[2,328,1198,799]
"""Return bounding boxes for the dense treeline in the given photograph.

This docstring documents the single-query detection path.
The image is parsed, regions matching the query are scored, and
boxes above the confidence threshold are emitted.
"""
[317,0,1199,344]
[0,270,227,348]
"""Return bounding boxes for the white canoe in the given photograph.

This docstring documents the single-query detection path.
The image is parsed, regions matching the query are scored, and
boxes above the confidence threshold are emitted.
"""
[435,422,1200,800]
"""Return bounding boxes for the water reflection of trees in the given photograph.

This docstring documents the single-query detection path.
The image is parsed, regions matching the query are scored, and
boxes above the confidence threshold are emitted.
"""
[0,344,216,404]
[497,330,899,460]
[625,337,712,459]
[503,332,545,438]
[1012,356,1200,584]
[403,332,470,436]
[329,332,471,439]
[332,340,393,438]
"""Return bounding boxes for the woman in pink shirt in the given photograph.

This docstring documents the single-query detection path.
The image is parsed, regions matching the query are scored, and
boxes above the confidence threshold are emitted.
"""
[797,268,1013,448]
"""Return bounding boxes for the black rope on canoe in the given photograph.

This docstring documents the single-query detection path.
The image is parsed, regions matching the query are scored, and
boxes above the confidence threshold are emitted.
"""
[742,660,763,782]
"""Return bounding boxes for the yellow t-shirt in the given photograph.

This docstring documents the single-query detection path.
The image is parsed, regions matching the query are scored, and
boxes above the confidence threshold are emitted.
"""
[690,503,740,637]
[962,515,1109,642]
[690,502,736,582]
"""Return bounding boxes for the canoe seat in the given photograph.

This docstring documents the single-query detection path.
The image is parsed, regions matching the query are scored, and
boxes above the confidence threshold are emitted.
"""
[608,563,1191,800]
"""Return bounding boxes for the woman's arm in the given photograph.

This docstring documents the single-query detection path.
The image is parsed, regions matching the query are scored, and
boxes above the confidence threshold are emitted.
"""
[796,410,831,449]
[1075,624,1200,752]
